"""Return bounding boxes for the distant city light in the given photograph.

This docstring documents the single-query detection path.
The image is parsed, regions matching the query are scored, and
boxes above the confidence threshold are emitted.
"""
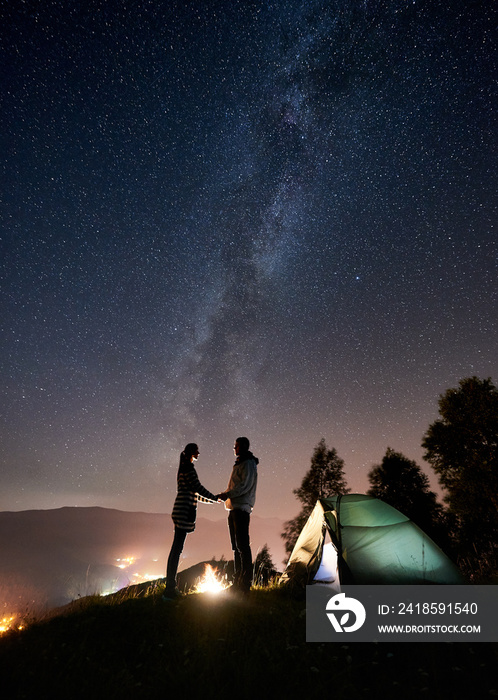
[0,615,25,635]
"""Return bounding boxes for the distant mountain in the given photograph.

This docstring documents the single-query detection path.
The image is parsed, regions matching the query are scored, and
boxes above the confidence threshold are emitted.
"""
[0,507,286,613]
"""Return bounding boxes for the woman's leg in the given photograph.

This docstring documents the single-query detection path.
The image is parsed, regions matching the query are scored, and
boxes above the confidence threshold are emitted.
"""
[166,527,188,592]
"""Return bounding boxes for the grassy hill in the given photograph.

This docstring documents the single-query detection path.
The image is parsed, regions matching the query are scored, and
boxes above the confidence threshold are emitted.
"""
[1,575,497,700]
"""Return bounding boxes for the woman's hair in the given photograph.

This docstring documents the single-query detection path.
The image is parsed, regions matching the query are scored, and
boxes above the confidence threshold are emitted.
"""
[180,443,198,468]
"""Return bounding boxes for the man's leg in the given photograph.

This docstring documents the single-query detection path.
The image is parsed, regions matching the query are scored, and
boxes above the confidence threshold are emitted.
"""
[230,509,252,591]
[228,511,242,586]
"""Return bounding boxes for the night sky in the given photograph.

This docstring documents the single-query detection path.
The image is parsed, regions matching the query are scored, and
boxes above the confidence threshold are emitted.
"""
[2,0,496,521]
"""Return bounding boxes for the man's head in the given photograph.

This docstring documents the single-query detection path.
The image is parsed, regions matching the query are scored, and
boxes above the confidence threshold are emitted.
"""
[234,437,250,456]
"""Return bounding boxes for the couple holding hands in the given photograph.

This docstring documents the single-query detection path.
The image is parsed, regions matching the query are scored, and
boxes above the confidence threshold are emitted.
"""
[165,437,259,599]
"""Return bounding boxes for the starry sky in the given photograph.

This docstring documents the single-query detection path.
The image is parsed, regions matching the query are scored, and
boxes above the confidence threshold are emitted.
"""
[2,0,496,522]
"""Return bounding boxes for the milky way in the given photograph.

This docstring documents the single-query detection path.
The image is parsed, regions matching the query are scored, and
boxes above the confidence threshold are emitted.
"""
[1,0,496,520]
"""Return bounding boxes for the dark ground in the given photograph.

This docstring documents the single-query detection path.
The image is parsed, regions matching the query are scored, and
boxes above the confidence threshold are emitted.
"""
[0,579,497,700]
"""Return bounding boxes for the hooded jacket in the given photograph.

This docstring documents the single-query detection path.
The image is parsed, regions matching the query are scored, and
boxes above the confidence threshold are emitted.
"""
[224,451,259,513]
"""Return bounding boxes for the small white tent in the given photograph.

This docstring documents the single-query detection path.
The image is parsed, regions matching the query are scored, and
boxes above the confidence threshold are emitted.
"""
[280,494,464,587]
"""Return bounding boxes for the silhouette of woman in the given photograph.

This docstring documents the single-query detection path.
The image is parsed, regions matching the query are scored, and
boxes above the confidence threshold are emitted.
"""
[164,443,218,599]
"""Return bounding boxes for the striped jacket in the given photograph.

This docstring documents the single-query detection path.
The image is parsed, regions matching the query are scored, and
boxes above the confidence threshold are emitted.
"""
[171,464,217,532]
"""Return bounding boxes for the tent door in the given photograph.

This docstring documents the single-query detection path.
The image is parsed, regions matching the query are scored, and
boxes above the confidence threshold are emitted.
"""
[312,532,339,589]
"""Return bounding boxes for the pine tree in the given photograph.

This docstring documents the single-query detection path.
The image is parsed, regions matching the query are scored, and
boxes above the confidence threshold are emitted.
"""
[253,544,277,586]
[281,439,350,557]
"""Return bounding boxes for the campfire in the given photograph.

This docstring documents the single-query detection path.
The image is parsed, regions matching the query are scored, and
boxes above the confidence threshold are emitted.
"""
[195,564,229,594]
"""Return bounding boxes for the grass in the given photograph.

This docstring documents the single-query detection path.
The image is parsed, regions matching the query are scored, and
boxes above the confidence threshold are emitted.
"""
[0,580,497,700]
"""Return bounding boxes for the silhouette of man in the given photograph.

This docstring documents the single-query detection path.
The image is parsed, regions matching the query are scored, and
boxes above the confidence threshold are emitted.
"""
[219,437,259,593]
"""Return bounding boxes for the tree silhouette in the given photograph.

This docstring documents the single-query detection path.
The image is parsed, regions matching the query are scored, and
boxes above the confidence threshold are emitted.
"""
[422,376,498,577]
[253,544,277,586]
[281,439,350,557]
[367,447,451,552]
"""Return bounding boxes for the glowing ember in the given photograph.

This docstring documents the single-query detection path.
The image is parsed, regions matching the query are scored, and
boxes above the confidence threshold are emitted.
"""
[195,564,228,594]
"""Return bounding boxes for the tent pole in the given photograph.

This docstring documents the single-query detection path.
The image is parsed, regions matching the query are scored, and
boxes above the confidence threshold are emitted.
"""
[336,494,344,583]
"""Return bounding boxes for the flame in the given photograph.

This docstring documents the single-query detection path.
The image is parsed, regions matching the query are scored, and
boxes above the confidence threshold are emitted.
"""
[195,564,228,594]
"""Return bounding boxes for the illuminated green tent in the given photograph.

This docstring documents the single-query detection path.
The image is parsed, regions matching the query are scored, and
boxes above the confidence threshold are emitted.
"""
[280,494,464,587]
